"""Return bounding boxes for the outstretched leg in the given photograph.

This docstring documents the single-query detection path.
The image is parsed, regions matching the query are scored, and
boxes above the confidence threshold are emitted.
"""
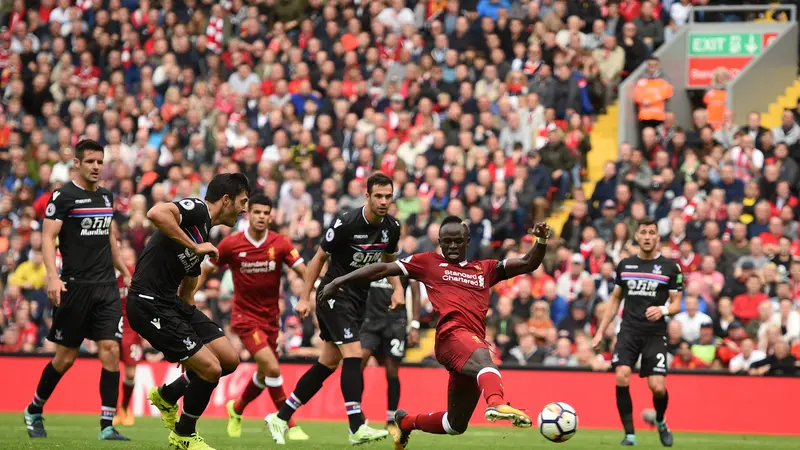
[394,370,481,448]
[460,348,531,428]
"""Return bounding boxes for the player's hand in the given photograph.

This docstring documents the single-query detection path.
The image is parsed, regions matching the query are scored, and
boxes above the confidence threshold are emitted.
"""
[645,306,663,321]
[390,289,406,311]
[123,274,132,288]
[295,298,311,320]
[408,328,420,347]
[193,242,219,260]
[591,333,603,351]
[47,276,67,307]
[531,222,552,239]
[319,282,340,303]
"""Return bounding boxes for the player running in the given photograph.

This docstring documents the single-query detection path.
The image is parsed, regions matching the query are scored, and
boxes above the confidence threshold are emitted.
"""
[24,139,131,441]
[196,195,310,441]
[592,219,681,447]
[266,172,401,445]
[320,216,552,449]
[114,247,140,427]
[126,173,250,450]
[360,275,420,434]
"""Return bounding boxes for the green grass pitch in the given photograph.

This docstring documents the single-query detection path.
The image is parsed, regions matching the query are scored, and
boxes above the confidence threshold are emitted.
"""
[1,413,799,449]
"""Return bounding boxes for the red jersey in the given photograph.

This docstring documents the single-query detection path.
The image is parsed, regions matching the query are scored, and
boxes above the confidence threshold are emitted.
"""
[396,252,506,338]
[209,230,303,328]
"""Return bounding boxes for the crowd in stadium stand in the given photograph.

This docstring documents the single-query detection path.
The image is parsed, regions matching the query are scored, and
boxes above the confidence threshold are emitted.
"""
[0,0,797,376]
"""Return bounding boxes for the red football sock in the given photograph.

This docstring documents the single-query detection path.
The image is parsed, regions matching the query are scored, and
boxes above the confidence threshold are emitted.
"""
[400,412,448,434]
[265,376,297,428]
[120,379,135,410]
[234,372,265,415]
[477,368,505,407]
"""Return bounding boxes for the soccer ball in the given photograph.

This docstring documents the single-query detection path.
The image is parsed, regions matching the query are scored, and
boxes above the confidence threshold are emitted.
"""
[538,402,578,442]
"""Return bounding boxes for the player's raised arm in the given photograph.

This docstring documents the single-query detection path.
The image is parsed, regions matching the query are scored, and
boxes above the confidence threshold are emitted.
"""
[319,262,404,303]
[502,222,551,279]
[593,285,623,350]
[146,202,217,259]
[178,275,198,305]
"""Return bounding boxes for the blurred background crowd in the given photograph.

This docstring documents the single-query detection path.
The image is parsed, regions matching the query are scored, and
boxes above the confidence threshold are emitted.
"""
[0,0,798,376]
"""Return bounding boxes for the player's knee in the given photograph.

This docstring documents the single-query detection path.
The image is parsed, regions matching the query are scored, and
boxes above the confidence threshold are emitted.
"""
[52,352,77,372]
[615,367,632,386]
[220,354,240,376]
[259,364,280,380]
[197,361,223,382]
[99,340,120,358]
[447,417,468,435]
[648,378,667,396]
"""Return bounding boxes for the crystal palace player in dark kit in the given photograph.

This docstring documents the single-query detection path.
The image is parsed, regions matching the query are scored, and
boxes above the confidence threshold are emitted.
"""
[593,219,682,447]
[126,173,249,450]
[24,139,131,441]
[320,217,552,449]
[266,172,402,445]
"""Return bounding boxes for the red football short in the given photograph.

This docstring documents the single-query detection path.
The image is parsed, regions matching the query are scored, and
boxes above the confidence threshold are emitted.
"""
[435,328,488,373]
[120,326,143,366]
[233,322,279,356]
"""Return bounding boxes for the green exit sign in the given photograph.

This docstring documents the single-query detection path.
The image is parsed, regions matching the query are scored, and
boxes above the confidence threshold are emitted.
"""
[688,33,763,57]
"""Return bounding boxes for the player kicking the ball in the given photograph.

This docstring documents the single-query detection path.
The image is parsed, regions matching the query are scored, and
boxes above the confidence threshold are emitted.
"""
[196,195,309,441]
[320,216,551,448]
[593,219,680,447]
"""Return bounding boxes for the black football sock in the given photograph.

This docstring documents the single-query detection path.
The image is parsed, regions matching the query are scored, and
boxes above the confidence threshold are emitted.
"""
[100,369,120,429]
[175,377,218,436]
[28,362,65,414]
[160,370,196,405]
[277,362,335,421]
[341,357,365,433]
[616,385,635,435]
[654,390,669,423]
[387,375,400,423]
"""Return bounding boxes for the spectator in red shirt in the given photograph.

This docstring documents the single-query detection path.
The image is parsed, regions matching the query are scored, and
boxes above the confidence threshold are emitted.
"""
[671,340,708,369]
[675,239,701,275]
[732,275,770,323]
[72,51,101,96]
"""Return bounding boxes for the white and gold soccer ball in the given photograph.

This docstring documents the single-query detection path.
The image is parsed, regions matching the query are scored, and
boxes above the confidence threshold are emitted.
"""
[538,402,578,443]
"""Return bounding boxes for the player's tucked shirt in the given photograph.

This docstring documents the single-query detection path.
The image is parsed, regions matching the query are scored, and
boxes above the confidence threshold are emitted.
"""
[319,206,401,300]
[395,252,507,338]
[45,181,115,284]
[615,254,683,335]
[131,198,212,301]
[206,229,303,328]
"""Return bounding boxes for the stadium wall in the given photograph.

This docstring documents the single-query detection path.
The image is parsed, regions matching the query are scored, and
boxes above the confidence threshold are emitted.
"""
[1,356,799,436]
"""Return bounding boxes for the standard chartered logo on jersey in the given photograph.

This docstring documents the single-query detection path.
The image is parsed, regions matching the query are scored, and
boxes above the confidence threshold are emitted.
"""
[442,270,484,288]
[80,217,112,236]
[626,279,659,297]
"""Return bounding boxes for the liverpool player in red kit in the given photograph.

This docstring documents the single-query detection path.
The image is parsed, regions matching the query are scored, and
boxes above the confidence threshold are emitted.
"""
[197,195,310,441]
[321,216,551,448]
[114,247,141,427]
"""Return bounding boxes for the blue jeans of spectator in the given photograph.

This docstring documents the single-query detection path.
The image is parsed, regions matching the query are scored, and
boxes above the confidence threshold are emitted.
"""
[555,173,571,200]
[571,165,582,187]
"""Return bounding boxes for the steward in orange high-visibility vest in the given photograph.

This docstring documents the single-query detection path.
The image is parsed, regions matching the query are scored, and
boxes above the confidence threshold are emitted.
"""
[703,68,730,130]
[633,58,674,122]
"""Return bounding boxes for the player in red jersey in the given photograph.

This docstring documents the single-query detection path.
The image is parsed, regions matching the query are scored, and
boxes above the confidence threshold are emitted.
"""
[114,247,140,427]
[321,216,551,448]
[197,195,310,441]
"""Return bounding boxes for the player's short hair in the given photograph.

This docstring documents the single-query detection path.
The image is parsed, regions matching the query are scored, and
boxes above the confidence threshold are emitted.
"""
[440,215,468,234]
[205,173,251,203]
[74,139,104,161]
[366,172,393,194]
[248,194,272,210]
[636,218,657,231]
